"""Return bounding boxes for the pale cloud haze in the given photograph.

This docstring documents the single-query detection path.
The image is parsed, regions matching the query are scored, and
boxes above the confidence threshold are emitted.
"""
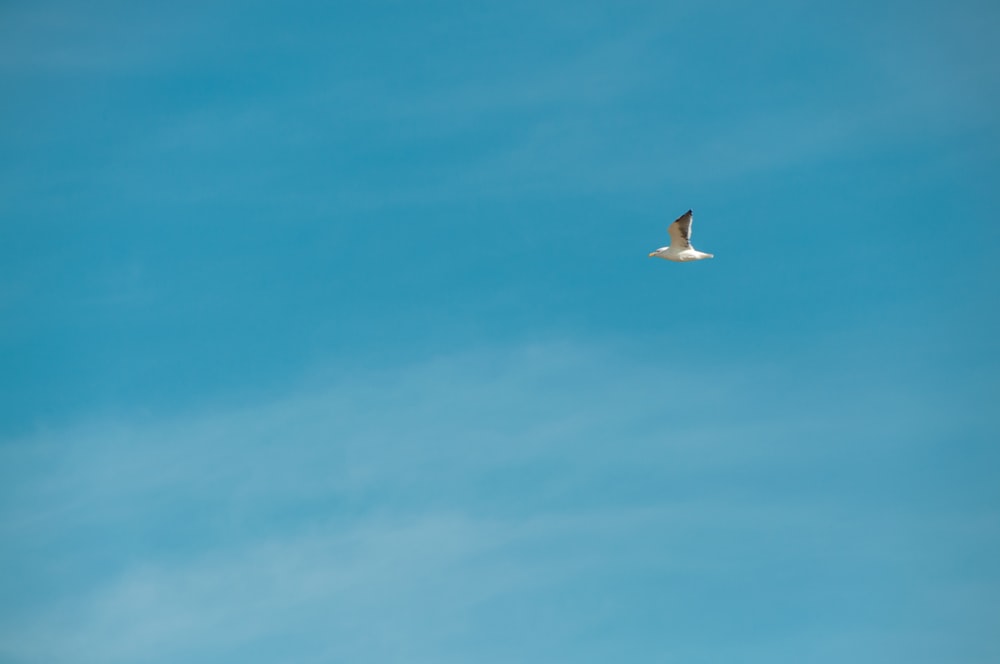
[1,0,998,662]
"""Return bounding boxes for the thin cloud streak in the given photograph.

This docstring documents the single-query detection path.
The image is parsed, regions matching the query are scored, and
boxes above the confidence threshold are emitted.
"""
[1,338,993,663]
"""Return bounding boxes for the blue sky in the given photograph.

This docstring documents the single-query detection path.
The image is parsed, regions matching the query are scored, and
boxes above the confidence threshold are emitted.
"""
[1,0,998,662]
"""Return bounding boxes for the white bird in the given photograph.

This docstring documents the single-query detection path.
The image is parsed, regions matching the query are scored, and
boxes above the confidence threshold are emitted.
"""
[648,209,714,262]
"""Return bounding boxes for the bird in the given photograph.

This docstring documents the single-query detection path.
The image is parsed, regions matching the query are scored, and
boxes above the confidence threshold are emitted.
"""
[648,209,714,262]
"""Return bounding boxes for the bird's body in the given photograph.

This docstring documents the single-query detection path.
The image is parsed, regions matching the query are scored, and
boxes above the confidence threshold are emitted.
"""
[650,245,715,262]
[648,210,714,262]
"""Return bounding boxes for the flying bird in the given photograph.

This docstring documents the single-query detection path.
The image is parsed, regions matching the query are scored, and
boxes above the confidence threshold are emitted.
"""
[648,210,714,262]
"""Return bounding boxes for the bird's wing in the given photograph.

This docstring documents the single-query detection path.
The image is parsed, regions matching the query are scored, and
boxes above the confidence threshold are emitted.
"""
[667,210,693,249]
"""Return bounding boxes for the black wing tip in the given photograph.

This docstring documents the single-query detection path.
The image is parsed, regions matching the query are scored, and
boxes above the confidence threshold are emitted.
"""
[684,209,693,216]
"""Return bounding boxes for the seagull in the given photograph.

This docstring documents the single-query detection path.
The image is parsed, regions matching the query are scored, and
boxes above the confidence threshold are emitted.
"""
[648,209,714,262]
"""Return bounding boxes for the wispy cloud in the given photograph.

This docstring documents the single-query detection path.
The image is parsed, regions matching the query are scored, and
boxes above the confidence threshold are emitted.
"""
[8,0,993,220]
[1,337,993,663]
[0,4,207,75]
[2,2,998,660]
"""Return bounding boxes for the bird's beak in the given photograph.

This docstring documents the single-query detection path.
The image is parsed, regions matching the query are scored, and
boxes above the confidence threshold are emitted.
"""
[648,252,656,257]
